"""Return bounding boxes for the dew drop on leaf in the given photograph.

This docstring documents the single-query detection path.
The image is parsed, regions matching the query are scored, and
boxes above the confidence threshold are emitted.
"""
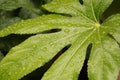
[8,72,12,76]
[14,72,17,75]
[64,29,70,33]
[33,45,37,48]
[22,67,26,70]
[102,31,106,34]
[70,63,74,67]
[42,47,48,52]
[50,43,54,47]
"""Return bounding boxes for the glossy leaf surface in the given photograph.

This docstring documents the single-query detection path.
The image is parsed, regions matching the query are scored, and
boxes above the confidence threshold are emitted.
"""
[0,0,120,80]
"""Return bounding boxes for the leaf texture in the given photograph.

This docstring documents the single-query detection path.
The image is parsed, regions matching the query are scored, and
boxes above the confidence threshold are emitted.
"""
[0,0,120,80]
[0,14,94,37]
[43,0,113,21]
[0,30,79,80]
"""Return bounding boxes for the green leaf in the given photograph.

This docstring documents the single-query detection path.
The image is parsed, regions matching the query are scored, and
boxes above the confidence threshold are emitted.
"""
[0,30,79,80]
[103,14,120,43]
[43,0,113,21]
[41,29,93,80]
[0,14,94,37]
[0,0,120,80]
[0,10,21,29]
[0,0,33,10]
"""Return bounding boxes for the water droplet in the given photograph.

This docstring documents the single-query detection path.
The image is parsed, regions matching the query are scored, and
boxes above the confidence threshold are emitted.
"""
[70,63,74,67]
[42,47,48,52]
[8,72,11,75]
[40,22,44,25]
[64,29,70,33]
[102,31,106,34]
[23,67,26,70]
[67,24,72,27]
[33,45,37,48]
[14,72,17,74]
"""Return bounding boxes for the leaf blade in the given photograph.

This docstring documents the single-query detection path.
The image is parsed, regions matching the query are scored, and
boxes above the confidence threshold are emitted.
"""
[42,29,95,80]
[88,26,120,80]
[0,30,79,80]
[0,14,94,37]
[43,0,113,21]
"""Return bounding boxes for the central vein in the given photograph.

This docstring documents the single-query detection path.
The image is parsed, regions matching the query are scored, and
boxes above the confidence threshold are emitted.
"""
[95,23,101,28]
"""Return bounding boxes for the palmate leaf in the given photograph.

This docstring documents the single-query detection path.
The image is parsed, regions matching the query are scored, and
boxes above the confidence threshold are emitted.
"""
[0,0,120,80]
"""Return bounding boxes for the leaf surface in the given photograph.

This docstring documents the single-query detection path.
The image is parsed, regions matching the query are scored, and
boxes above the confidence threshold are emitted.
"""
[0,30,79,80]
[0,0,120,80]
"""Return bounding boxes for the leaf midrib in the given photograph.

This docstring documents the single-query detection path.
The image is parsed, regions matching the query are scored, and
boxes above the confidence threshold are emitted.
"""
[55,1,98,24]
[1,28,84,63]
[71,5,95,23]
[91,0,98,22]
[53,28,96,79]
